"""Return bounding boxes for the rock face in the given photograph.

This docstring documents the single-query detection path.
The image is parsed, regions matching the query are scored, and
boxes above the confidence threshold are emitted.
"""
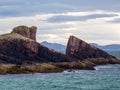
[38,45,68,62]
[11,26,37,41]
[0,26,118,65]
[0,26,68,64]
[66,36,114,60]
[0,26,120,74]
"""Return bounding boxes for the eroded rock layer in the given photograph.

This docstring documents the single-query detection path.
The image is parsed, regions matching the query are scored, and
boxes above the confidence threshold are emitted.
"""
[66,36,114,60]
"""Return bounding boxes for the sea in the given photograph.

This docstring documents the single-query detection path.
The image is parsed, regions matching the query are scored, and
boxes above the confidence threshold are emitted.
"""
[0,64,120,90]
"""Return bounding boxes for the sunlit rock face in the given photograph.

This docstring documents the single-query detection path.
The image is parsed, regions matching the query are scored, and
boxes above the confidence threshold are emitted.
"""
[66,36,114,60]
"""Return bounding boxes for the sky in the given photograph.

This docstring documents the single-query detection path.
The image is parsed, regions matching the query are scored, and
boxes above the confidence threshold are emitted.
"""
[0,0,120,45]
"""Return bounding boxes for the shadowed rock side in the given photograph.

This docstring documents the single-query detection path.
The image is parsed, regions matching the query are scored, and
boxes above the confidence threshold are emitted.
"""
[0,26,68,64]
[66,36,114,60]
[38,45,68,62]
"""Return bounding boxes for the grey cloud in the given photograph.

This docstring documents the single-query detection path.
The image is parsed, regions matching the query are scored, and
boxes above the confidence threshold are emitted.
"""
[38,25,70,31]
[109,18,120,23]
[0,0,120,17]
[47,14,118,23]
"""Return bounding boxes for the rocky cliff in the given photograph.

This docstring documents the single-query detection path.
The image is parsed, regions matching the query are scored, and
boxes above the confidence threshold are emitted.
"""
[0,26,68,64]
[66,36,114,60]
[0,26,120,74]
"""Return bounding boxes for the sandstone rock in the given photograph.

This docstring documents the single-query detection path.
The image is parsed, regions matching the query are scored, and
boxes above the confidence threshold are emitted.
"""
[11,26,37,41]
[66,36,114,60]
[0,33,39,62]
[0,26,118,66]
[38,45,68,62]
[0,26,68,64]
[0,26,120,74]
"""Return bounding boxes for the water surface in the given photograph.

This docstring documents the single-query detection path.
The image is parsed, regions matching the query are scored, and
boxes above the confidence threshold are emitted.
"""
[0,64,120,90]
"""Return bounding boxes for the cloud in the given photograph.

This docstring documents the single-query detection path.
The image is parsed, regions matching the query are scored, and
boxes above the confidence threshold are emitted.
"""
[47,14,118,23]
[108,18,120,23]
[0,10,120,45]
[1,0,120,17]
[0,0,120,46]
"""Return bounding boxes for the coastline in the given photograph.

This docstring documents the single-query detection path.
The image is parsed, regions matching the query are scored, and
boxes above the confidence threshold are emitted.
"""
[0,57,119,75]
[0,26,119,75]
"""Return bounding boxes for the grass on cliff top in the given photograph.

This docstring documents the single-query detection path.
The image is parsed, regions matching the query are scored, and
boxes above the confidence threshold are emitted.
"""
[13,26,29,31]
[13,26,37,31]
[0,33,12,36]
[0,33,18,38]
[0,26,29,38]
[0,32,34,42]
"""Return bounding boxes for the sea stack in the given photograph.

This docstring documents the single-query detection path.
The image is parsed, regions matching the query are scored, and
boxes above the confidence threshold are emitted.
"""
[11,26,37,41]
[0,26,68,64]
[0,26,119,74]
[0,26,39,63]
[66,36,114,60]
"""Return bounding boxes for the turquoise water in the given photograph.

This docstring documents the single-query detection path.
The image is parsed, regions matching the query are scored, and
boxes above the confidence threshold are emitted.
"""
[0,64,120,90]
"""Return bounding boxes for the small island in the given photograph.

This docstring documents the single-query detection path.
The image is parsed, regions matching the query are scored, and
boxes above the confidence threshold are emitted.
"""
[0,25,119,74]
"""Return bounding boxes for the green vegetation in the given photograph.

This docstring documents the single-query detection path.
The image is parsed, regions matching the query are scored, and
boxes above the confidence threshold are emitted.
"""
[13,26,29,31]
[0,33,12,36]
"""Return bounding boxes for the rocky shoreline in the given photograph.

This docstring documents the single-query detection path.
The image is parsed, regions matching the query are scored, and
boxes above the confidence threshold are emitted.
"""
[0,57,120,74]
[0,25,119,74]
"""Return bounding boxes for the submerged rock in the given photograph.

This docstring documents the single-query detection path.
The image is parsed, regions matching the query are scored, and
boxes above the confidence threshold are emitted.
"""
[66,36,114,60]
